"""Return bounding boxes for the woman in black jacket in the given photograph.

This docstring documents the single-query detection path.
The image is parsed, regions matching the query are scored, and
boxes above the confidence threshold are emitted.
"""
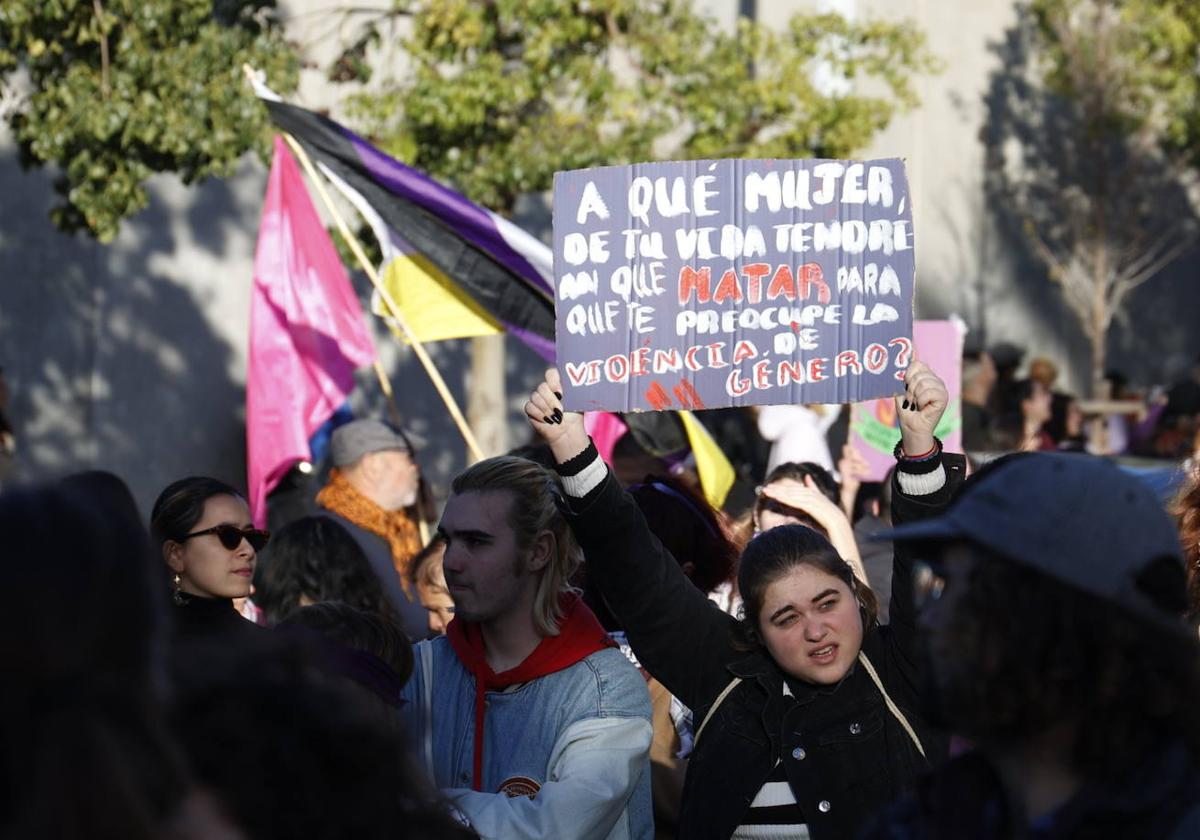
[524,362,963,840]
[151,476,271,646]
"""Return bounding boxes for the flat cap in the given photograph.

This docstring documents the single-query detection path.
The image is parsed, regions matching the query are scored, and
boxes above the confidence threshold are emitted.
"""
[330,419,415,467]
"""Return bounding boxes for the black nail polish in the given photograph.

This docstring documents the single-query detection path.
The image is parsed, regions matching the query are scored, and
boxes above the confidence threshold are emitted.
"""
[543,416,553,424]
[553,391,563,400]
[552,409,563,422]
[901,399,910,410]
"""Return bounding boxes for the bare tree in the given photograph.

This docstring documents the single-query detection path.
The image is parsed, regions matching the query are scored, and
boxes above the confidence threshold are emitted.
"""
[985,0,1199,395]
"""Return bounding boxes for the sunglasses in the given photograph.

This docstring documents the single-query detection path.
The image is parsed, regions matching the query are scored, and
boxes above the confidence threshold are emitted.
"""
[181,524,270,552]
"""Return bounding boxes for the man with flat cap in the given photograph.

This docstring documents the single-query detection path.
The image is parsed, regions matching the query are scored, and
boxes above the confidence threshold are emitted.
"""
[863,452,1200,839]
[317,418,430,640]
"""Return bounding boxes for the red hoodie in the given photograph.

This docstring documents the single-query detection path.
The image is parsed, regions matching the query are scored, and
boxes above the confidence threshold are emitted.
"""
[446,592,615,791]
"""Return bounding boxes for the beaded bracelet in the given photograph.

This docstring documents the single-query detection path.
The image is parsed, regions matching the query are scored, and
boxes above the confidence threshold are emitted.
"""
[893,436,943,462]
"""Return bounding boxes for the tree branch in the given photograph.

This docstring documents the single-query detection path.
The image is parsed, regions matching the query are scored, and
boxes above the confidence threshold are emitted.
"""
[93,0,110,98]
[1024,216,1070,281]
[1120,229,1196,292]
[1119,225,1186,279]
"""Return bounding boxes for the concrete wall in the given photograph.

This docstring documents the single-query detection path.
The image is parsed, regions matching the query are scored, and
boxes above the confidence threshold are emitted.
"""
[758,0,1200,394]
[2,0,1196,511]
[0,0,541,514]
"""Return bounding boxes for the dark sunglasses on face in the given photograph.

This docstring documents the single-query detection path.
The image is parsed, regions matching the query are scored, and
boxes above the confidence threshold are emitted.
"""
[181,524,270,552]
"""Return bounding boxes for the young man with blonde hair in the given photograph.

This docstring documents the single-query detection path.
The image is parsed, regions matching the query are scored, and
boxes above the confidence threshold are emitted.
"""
[401,455,653,840]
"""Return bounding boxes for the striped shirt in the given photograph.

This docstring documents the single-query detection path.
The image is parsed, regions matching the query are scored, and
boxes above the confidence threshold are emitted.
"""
[732,759,808,839]
[732,682,808,839]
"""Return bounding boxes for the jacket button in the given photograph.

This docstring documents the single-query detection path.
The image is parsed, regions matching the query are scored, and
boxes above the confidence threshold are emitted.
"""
[791,747,806,760]
[849,722,862,735]
[818,800,831,813]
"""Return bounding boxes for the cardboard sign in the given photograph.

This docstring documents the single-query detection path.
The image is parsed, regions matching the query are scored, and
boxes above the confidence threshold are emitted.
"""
[553,159,915,412]
[848,320,964,481]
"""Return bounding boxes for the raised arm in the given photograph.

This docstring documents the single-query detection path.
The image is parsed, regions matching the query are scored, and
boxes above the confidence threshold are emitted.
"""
[886,361,965,667]
[524,370,741,709]
[758,476,869,584]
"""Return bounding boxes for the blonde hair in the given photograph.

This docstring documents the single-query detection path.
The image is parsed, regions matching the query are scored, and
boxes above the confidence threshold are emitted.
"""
[450,456,582,636]
[409,536,447,590]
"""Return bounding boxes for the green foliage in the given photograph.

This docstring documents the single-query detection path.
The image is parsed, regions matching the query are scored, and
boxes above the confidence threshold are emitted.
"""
[1030,0,1200,162]
[0,0,298,241]
[333,0,937,213]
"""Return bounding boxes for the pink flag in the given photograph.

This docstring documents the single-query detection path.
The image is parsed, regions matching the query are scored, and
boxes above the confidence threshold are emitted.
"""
[246,137,376,526]
[584,411,629,465]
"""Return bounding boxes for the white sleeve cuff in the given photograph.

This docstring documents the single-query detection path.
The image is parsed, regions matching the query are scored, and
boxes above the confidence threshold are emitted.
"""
[561,452,608,499]
[895,463,946,496]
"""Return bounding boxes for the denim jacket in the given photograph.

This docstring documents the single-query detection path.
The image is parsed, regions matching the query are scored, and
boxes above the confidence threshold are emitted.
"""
[402,636,654,840]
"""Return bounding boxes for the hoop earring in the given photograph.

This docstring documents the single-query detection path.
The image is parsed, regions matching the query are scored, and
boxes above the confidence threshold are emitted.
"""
[172,572,186,605]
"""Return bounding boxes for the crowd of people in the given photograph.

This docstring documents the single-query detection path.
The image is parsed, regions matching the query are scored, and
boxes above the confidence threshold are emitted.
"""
[957,347,1200,460]
[6,351,1200,840]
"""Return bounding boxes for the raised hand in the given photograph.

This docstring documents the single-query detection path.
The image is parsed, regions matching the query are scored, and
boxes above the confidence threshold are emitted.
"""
[895,360,948,457]
[523,368,589,463]
[837,444,871,517]
[760,475,868,584]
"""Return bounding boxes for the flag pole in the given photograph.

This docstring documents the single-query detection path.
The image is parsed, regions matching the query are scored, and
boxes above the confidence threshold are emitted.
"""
[277,131,486,463]
[371,358,405,429]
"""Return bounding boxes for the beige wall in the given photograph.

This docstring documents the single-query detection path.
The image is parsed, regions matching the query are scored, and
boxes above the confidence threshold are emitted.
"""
[1,0,1196,505]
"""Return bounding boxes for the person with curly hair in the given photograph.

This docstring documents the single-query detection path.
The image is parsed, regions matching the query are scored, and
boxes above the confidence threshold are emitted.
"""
[256,515,399,629]
[1171,463,1200,624]
[864,453,1200,839]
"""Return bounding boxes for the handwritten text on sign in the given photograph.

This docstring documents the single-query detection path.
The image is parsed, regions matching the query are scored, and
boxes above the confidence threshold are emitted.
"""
[553,159,915,412]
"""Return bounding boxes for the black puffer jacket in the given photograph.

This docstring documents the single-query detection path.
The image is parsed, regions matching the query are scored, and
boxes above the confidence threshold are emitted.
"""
[566,452,965,840]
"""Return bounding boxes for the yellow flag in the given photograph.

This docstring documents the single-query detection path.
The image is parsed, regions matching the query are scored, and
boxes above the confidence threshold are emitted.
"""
[679,410,735,510]
[378,253,502,342]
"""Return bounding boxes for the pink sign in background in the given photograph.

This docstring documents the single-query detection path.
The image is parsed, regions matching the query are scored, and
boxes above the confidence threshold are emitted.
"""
[848,320,963,481]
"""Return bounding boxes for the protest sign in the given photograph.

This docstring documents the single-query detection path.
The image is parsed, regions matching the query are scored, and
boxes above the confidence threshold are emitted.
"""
[848,319,963,481]
[553,158,915,412]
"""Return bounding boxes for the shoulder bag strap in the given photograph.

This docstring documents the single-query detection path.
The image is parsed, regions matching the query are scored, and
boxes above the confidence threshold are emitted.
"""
[695,654,927,759]
[857,651,925,758]
[693,676,743,749]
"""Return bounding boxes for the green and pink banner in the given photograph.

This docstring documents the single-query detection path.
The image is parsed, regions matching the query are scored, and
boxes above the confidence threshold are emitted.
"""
[848,319,963,481]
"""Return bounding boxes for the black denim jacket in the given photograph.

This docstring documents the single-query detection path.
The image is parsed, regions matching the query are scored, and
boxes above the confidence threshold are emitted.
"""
[566,453,966,840]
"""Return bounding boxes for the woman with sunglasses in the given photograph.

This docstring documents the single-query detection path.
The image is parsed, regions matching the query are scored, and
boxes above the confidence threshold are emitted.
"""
[525,361,966,840]
[151,477,270,646]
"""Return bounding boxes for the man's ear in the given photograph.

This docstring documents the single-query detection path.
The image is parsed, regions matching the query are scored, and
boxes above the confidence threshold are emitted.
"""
[527,530,555,573]
[163,541,185,574]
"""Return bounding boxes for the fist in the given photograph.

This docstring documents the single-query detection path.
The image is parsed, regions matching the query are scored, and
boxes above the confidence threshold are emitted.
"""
[523,368,589,463]
[896,360,948,456]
